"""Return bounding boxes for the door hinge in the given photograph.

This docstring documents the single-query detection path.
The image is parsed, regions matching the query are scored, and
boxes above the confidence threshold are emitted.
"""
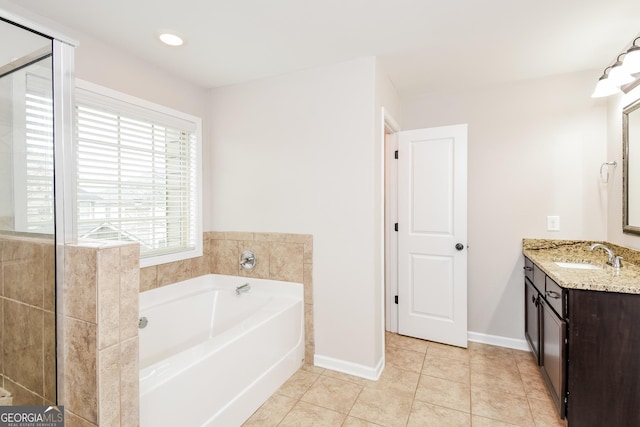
[394,295,398,304]
[394,150,398,159]
[394,223,398,232]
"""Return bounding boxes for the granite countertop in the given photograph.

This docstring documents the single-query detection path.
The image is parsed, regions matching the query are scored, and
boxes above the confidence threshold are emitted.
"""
[522,239,640,295]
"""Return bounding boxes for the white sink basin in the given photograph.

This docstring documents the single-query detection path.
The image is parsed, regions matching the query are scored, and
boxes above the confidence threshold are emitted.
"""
[554,262,601,270]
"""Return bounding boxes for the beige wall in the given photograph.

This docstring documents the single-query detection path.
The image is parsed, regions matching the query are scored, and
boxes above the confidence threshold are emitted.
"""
[208,57,388,376]
[0,236,55,405]
[401,70,608,341]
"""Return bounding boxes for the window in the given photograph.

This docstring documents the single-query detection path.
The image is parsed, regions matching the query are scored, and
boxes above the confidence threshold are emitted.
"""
[7,55,54,235]
[23,70,54,233]
[75,80,202,267]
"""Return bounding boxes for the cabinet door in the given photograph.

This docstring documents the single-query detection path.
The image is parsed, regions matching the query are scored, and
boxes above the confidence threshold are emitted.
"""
[541,298,567,419]
[568,289,640,427]
[524,278,541,364]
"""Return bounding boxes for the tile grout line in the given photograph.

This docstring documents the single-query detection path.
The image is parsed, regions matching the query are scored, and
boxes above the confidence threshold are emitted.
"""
[273,370,322,426]
[403,348,430,426]
[341,385,365,426]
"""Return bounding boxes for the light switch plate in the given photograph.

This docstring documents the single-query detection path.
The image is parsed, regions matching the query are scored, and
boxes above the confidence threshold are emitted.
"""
[547,215,560,231]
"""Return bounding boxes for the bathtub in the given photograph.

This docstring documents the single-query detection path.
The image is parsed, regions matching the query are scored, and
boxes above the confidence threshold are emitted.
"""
[139,274,304,427]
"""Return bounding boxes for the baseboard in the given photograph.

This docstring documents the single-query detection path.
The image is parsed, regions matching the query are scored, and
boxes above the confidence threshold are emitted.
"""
[467,331,529,351]
[318,332,528,380]
[314,354,384,381]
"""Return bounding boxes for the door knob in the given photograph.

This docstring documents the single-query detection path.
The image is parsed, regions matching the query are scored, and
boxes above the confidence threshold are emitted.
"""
[455,243,464,251]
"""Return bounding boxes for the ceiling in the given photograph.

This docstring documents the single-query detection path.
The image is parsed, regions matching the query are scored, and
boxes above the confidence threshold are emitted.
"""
[7,0,640,96]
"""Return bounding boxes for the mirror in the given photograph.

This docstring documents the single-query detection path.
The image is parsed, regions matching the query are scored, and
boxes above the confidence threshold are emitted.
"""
[623,98,640,234]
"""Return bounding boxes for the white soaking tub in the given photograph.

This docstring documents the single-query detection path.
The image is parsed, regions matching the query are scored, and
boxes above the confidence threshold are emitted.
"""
[139,274,304,427]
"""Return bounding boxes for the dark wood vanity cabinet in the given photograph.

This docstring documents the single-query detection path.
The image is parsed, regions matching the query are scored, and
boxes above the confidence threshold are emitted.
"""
[524,256,640,426]
[523,259,566,418]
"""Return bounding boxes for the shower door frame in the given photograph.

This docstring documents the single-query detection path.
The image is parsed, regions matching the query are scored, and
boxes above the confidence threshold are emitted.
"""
[0,8,78,405]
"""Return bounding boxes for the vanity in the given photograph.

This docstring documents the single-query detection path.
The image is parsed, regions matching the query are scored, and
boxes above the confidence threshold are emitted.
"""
[522,239,640,427]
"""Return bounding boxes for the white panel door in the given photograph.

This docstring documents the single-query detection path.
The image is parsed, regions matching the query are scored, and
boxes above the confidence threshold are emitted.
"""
[397,124,467,347]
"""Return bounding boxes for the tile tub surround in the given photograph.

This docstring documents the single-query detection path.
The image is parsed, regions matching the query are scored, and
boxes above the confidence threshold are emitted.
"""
[0,235,56,406]
[523,239,640,294]
[58,231,310,424]
[140,231,315,364]
[63,241,139,426]
[243,332,567,427]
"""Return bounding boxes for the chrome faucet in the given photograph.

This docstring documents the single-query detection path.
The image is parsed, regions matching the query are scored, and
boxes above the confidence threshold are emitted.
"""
[235,283,251,295]
[240,251,256,270]
[589,243,623,268]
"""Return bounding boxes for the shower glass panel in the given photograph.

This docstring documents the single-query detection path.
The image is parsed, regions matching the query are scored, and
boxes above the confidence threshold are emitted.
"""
[0,18,56,405]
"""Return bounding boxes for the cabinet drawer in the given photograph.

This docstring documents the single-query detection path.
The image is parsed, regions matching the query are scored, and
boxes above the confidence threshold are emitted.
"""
[545,276,565,317]
[533,264,545,294]
[524,257,534,282]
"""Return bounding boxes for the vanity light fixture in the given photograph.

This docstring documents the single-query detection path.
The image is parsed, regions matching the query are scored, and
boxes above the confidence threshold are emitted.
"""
[591,67,621,98]
[623,38,640,74]
[592,33,640,98]
[159,32,184,47]
[608,54,635,86]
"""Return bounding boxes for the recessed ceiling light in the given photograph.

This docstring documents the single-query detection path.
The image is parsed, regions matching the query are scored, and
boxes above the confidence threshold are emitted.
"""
[159,32,184,47]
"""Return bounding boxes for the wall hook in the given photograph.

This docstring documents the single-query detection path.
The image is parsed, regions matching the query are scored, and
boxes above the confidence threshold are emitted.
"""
[600,161,617,183]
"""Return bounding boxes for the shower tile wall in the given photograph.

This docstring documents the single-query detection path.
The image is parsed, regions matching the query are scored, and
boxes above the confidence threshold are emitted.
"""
[63,242,139,426]
[0,236,55,405]
[141,231,315,364]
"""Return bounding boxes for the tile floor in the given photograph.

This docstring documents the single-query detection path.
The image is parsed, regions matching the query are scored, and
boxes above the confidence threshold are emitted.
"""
[243,332,567,427]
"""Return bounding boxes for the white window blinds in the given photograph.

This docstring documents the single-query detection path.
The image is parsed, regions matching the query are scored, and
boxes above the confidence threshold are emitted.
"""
[75,81,202,265]
[11,57,54,235]
[24,72,54,233]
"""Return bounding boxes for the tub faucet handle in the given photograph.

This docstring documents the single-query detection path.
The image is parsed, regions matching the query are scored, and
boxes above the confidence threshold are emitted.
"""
[240,251,256,270]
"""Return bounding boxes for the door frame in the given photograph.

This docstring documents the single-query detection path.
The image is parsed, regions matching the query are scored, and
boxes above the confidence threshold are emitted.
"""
[382,108,400,333]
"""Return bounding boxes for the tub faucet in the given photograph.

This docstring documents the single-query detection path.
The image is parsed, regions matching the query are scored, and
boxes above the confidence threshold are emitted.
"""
[589,243,623,268]
[236,283,251,295]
